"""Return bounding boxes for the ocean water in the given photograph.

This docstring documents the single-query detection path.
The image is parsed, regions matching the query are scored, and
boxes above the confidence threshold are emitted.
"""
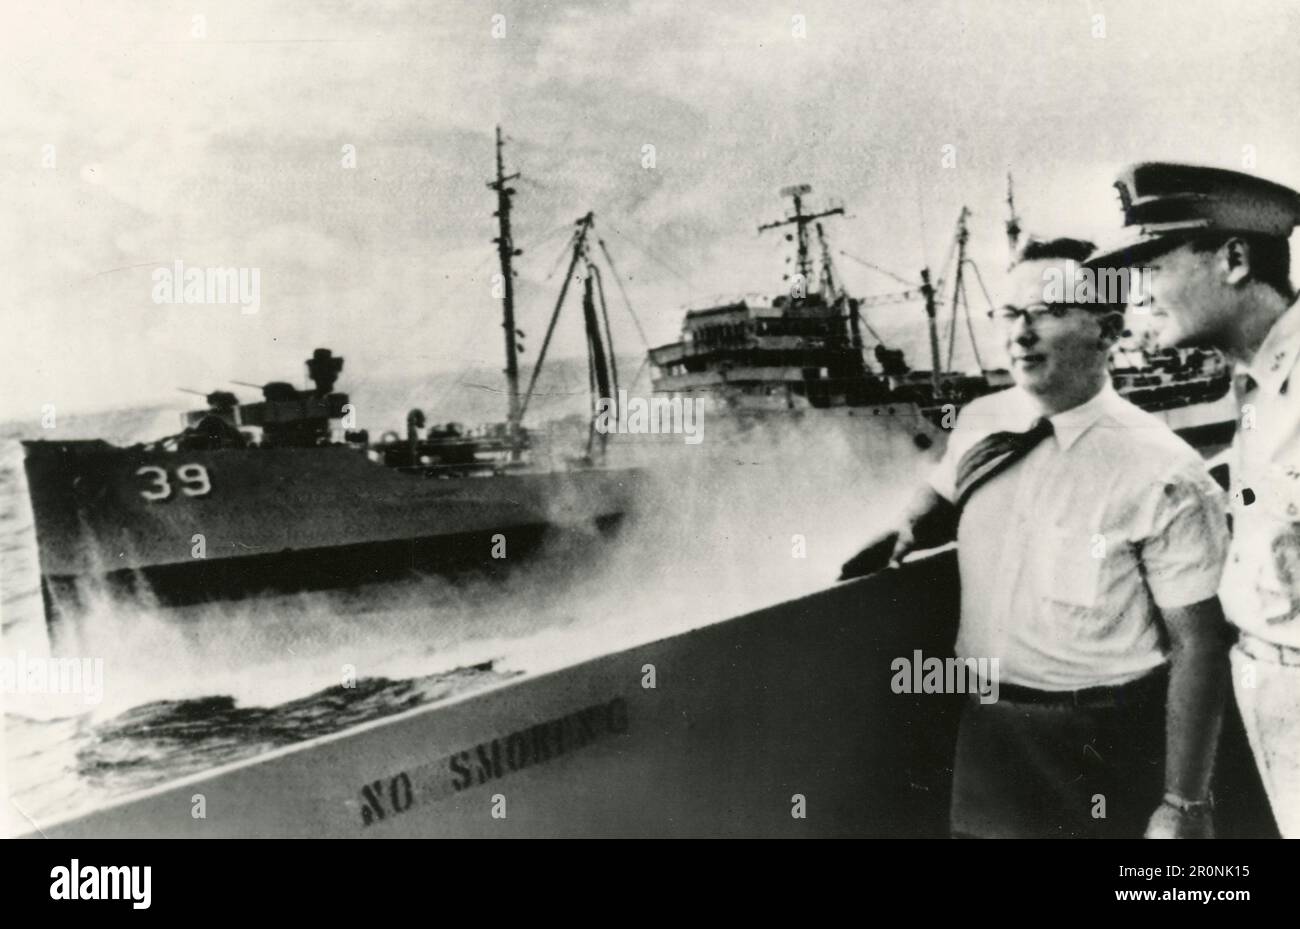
[0,380,929,836]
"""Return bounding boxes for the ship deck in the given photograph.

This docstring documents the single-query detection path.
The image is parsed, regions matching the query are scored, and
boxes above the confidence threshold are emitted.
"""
[11,551,1274,839]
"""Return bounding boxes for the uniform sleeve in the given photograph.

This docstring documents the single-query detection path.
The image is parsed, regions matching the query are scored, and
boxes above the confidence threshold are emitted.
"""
[1134,463,1231,610]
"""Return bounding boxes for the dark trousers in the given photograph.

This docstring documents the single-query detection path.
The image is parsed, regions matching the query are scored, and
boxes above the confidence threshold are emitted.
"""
[950,670,1167,838]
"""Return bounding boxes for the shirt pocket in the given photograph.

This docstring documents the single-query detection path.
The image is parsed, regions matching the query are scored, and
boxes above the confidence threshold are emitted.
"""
[1037,526,1103,609]
[1254,472,1300,623]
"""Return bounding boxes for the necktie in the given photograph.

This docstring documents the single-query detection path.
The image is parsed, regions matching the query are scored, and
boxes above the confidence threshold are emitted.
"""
[954,417,1054,509]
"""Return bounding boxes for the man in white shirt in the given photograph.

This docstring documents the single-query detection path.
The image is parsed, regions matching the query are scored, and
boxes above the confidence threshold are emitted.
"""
[1089,162,1300,836]
[868,236,1232,838]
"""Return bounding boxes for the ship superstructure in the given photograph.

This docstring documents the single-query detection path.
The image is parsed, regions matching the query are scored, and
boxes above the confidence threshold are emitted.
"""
[650,184,1235,449]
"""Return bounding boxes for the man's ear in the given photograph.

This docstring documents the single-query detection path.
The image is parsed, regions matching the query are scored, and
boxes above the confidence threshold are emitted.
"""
[1097,309,1125,346]
[1220,237,1252,286]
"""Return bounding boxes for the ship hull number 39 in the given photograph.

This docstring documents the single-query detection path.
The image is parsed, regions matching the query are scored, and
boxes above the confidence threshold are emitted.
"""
[135,464,212,501]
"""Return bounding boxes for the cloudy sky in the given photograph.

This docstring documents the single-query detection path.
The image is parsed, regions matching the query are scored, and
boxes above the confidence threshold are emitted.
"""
[3,0,1298,421]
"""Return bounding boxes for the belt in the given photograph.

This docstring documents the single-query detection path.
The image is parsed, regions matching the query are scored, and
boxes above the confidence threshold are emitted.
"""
[994,668,1168,709]
[1236,632,1300,667]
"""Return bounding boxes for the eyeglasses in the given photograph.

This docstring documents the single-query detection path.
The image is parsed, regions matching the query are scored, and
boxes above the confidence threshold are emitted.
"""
[988,304,1081,326]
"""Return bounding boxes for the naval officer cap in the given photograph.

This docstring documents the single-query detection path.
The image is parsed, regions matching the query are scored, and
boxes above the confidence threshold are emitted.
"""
[1087,162,1300,267]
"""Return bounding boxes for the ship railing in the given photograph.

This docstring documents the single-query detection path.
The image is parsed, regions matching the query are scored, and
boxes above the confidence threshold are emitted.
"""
[391,460,525,478]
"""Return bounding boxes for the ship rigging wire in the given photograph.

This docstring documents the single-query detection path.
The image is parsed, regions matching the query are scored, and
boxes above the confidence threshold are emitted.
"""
[962,258,998,371]
[856,310,886,346]
[599,224,695,290]
[544,230,580,282]
[961,276,984,372]
[596,238,651,350]
[836,250,919,289]
[468,222,571,277]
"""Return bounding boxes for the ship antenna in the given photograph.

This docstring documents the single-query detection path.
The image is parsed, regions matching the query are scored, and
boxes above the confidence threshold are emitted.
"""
[488,126,524,460]
[758,185,843,297]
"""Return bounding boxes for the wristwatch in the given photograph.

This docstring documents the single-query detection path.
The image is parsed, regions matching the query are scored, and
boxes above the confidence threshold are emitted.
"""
[1162,791,1214,816]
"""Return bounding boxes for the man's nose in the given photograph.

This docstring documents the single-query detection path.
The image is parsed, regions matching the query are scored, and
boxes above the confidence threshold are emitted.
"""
[1011,316,1038,345]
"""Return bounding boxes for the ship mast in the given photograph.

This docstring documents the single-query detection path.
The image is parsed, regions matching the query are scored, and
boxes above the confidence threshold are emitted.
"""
[581,269,613,459]
[920,268,942,396]
[759,184,844,294]
[488,126,524,459]
[946,207,971,371]
[815,221,844,303]
[519,212,594,421]
[839,207,986,389]
[517,211,621,465]
[1005,172,1021,262]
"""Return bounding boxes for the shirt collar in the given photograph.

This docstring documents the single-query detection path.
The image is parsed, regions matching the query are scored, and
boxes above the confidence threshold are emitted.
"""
[1238,293,1300,396]
[1011,381,1120,452]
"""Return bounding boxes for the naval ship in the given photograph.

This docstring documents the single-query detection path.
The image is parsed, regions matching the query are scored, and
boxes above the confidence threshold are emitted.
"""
[18,130,639,627]
[648,185,1238,458]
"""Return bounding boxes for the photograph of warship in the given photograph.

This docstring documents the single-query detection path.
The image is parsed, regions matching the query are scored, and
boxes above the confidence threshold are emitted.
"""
[19,131,640,627]
[648,183,1238,460]
[6,1,1294,862]
[7,164,1265,844]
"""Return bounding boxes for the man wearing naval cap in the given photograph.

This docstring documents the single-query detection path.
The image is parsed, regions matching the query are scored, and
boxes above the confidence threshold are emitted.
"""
[1090,162,1300,837]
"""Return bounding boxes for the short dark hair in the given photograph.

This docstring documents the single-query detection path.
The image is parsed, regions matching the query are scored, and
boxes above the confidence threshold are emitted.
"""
[1015,235,1125,335]
[1186,232,1293,297]
[1014,236,1096,265]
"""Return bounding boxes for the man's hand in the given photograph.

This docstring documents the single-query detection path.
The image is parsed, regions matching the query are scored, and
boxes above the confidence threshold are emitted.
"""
[1155,597,1230,838]
[1144,801,1214,839]
[837,486,957,582]
[889,523,916,567]
[837,531,900,581]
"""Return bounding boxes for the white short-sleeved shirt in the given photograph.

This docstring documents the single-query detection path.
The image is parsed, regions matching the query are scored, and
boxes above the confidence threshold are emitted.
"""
[1221,296,1300,648]
[928,382,1229,690]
